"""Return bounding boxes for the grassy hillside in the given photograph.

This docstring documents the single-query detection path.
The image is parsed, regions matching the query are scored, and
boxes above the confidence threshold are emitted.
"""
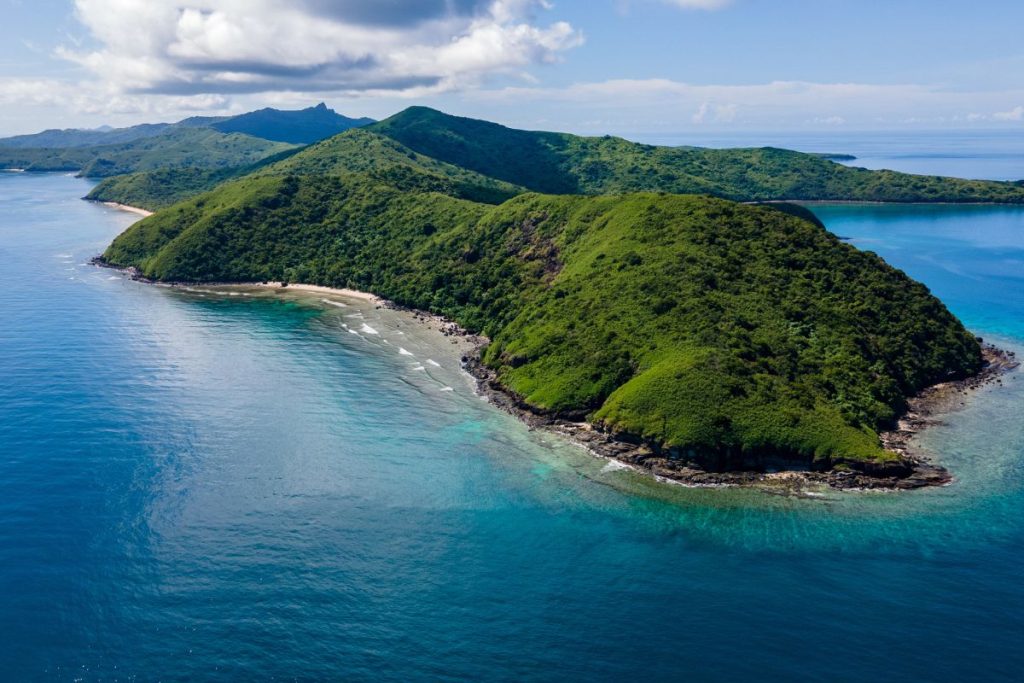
[85,147,306,210]
[84,106,1024,211]
[88,129,524,210]
[371,107,1024,202]
[102,170,982,472]
[0,128,295,177]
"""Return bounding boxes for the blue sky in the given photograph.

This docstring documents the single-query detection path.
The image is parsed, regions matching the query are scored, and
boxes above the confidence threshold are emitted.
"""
[1,0,1023,136]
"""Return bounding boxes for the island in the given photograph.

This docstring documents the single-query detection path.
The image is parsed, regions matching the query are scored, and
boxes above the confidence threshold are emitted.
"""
[84,106,1024,490]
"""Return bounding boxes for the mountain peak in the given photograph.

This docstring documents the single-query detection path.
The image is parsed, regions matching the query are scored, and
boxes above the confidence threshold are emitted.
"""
[210,104,374,144]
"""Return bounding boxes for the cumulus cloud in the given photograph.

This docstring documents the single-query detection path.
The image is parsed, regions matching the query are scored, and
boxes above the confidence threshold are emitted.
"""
[0,78,228,117]
[0,79,68,107]
[59,0,582,96]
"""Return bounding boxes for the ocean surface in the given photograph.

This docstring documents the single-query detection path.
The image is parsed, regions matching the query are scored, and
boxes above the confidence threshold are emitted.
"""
[1,150,1023,681]
[634,129,1024,181]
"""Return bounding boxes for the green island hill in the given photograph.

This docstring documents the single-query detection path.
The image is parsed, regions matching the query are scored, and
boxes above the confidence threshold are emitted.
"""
[99,133,988,484]
[87,107,1024,212]
[0,128,296,178]
[0,103,373,178]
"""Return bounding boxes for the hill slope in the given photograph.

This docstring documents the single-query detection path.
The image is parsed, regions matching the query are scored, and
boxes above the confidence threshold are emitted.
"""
[89,105,1024,210]
[0,123,179,149]
[87,129,524,209]
[0,104,369,150]
[101,170,982,476]
[0,128,296,177]
[370,107,1024,202]
[210,103,373,143]
[0,104,373,178]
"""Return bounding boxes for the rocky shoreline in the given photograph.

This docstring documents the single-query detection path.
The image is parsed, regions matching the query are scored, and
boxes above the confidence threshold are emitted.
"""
[462,339,1017,493]
[96,262,1019,493]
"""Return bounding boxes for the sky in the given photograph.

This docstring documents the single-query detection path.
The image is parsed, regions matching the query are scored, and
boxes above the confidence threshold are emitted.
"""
[1,0,1023,136]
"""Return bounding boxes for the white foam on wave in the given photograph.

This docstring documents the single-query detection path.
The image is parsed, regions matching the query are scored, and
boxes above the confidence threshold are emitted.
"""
[321,298,347,308]
[54,253,73,259]
[360,323,379,335]
[348,329,360,336]
[412,365,426,371]
[440,386,454,392]
[600,460,631,474]
[344,313,363,319]
[107,276,120,280]
[426,359,441,367]
[399,347,413,356]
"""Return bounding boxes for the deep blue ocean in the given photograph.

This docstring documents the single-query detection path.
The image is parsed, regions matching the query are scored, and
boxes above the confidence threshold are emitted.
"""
[1,137,1023,681]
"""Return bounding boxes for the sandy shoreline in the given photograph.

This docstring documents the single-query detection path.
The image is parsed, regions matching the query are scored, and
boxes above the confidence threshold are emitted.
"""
[252,281,384,304]
[101,201,154,217]
[121,277,385,304]
[94,264,1020,493]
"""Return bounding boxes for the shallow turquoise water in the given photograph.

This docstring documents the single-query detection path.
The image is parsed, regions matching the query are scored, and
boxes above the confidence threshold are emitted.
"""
[1,173,1023,681]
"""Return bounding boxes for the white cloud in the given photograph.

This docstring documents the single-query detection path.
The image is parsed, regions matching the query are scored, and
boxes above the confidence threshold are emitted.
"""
[993,105,1023,121]
[58,0,582,96]
[663,0,733,9]
[692,101,737,124]
[0,78,229,117]
[809,116,846,126]
[0,79,67,106]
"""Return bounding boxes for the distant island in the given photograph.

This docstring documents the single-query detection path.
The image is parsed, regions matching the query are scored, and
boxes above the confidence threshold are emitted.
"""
[0,103,372,177]
[813,153,858,161]
[54,106,1021,489]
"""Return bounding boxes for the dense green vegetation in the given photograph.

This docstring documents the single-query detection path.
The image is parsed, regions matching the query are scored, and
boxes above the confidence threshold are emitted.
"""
[103,166,983,471]
[86,166,259,210]
[370,107,1024,202]
[0,128,295,177]
[88,106,1024,210]
[85,147,307,210]
[88,128,524,209]
[90,105,1005,474]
